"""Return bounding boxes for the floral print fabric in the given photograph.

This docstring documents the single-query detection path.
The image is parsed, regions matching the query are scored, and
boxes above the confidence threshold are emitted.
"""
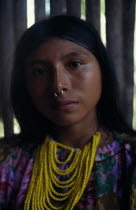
[0,134,136,210]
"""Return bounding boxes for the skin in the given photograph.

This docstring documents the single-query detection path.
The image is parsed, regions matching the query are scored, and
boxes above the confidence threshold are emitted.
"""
[25,38,102,148]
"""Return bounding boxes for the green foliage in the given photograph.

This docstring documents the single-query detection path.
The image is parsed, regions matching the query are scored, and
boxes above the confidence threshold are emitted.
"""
[0,121,4,138]
[81,0,85,17]
[81,0,105,16]
[101,0,105,13]
[133,86,136,130]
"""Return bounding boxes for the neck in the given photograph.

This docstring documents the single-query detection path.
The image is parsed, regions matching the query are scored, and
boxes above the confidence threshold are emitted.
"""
[50,112,99,148]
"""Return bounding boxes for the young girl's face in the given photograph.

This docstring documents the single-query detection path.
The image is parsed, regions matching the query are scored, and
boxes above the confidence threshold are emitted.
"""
[25,38,102,127]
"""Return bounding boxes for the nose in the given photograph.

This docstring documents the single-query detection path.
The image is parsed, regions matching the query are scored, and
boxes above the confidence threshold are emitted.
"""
[51,64,70,94]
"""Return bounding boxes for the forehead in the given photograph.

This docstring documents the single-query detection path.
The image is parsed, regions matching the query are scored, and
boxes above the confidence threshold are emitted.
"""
[27,38,96,61]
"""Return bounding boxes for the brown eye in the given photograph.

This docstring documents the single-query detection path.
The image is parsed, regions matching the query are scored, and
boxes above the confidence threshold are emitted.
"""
[69,61,82,68]
[32,68,47,77]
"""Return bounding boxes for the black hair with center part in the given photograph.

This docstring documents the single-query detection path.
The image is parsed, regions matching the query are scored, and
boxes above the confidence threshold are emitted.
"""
[11,15,136,143]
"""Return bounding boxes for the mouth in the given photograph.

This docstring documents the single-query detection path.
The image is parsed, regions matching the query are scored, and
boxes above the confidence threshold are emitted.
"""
[52,100,79,111]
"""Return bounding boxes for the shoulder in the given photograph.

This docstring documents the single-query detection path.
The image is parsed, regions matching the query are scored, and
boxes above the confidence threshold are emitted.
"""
[96,132,136,162]
[0,134,20,164]
[115,133,136,154]
[0,134,36,165]
[0,134,36,208]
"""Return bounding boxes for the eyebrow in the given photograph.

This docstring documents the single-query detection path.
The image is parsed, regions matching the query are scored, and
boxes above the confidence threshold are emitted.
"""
[61,51,89,59]
[27,60,50,67]
[27,51,89,66]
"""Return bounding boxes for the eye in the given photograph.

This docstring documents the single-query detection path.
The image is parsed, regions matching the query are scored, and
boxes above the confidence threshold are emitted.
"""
[69,60,82,69]
[32,67,47,77]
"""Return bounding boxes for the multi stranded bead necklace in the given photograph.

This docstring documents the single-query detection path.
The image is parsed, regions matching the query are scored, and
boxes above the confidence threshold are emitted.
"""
[24,132,100,210]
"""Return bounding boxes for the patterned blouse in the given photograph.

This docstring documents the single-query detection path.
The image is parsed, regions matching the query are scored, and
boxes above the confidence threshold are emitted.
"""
[0,133,136,210]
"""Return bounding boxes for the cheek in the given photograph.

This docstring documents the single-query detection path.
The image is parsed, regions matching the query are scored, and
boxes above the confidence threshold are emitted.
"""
[75,67,102,106]
[91,72,102,96]
[88,71,101,97]
[25,77,48,106]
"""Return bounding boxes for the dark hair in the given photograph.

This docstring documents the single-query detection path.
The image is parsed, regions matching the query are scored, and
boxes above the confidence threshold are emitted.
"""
[11,15,136,143]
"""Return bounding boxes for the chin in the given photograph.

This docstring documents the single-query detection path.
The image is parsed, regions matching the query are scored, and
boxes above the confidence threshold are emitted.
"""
[47,116,81,127]
[52,120,77,127]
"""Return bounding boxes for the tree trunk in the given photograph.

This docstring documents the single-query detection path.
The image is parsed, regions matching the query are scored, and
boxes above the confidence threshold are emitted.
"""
[0,0,14,137]
[66,0,81,17]
[85,0,100,33]
[105,0,124,106]
[50,0,66,16]
[122,0,135,126]
[13,0,27,42]
[34,0,45,22]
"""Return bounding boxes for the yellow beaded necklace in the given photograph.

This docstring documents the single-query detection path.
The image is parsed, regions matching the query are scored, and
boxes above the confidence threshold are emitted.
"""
[24,132,100,210]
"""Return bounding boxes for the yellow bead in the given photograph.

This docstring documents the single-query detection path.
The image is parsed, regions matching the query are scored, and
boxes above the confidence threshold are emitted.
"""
[24,132,100,210]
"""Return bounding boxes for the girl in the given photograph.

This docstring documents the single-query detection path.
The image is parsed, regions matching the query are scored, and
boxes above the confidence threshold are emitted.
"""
[0,15,136,210]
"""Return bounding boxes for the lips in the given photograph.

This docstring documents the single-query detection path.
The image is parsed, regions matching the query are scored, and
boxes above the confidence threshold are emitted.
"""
[52,100,79,111]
